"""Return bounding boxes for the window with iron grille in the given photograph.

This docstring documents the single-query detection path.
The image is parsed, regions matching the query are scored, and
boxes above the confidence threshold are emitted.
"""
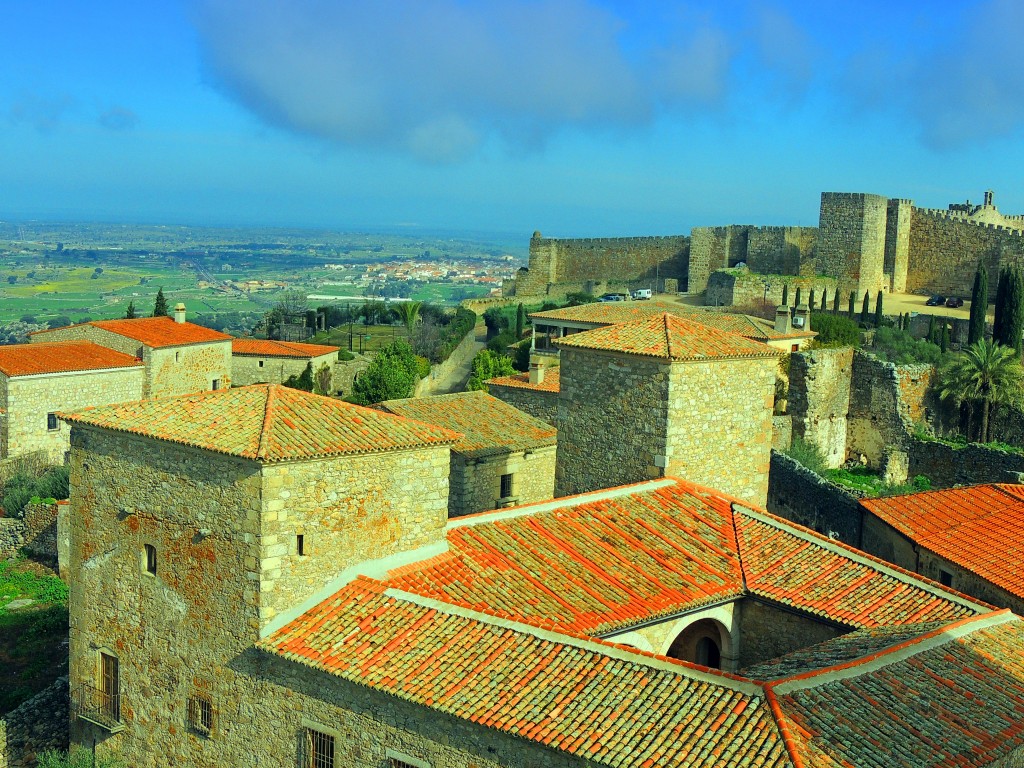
[304,727,335,768]
[100,652,120,722]
[47,412,58,431]
[500,473,513,499]
[187,694,214,737]
[385,750,431,768]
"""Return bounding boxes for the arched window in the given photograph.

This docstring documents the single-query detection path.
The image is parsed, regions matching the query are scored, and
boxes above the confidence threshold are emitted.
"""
[666,618,729,670]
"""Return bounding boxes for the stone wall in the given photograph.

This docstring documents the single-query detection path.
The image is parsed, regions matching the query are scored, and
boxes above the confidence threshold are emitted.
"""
[333,354,372,398]
[735,599,843,670]
[449,446,556,518]
[0,503,61,562]
[905,209,1024,296]
[487,384,558,426]
[689,226,817,295]
[514,233,689,297]
[3,367,143,462]
[817,192,888,294]
[859,515,918,573]
[147,342,231,399]
[705,271,836,309]
[787,347,853,469]
[0,520,23,562]
[766,451,864,545]
[415,320,481,397]
[884,199,913,292]
[908,439,1024,488]
[231,351,338,392]
[0,677,69,768]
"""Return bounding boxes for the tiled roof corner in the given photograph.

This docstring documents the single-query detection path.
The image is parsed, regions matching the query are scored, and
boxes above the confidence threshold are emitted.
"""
[88,316,232,347]
[231,339,340,358]
[0,341,143,377]
[486,367,561,393]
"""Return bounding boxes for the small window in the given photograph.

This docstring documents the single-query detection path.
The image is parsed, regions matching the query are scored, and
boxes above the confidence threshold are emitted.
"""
[187,694,215,737]
[211,379,221,391]
[791,344,799,352]
[144,544,157,576]
[386,750,431,768]
[939,569,953,587]
[297,534,306,557]
[304,728,335,768]
[500,473,513,499]
[258,359,265,368]
[175,351,181,363]
[47,412,58,431]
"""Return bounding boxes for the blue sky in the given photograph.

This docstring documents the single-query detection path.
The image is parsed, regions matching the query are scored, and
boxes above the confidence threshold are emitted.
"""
[3,0,1024,237]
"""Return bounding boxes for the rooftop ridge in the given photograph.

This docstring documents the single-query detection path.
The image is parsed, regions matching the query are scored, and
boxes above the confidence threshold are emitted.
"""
[769,609,1015,695]
[256,384,275,460]
[735,505,991,613]
[382,587,764,695]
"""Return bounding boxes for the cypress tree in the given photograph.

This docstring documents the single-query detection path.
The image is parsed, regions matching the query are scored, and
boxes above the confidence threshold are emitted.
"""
[968,263,988,345]
[940,323,949,352]
[927,315,938,345]
[515,303,525,338]
[993,267,1008,343]
[125,301,136,320]
[821,291,828,312]
[153,287,168,317]
[781,284,789,307]
[874,292,884,327]
[1006,265,1024,352]
[848,291,856,317]
[794,287,803,309]
[833,291,841,314]
[860,291,870,325]
[808,288,816,311]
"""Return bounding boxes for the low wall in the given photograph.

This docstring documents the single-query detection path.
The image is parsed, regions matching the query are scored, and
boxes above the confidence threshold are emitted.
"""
[909,439,1024,488]
[766,451,864,545]
[415,321,482,397]
[332,354,372,398]
[706,271,837,309]
[0,503,60,563]
[0,677,69,768]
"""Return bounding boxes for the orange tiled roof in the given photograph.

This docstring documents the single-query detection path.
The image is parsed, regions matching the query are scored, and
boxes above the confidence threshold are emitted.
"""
[231,339,339,358]
[59,384,459,461]
[0,341,143,377]
[377,391,556,458]
[861,484,1024,600]
[33,316,232,348]
[486,367,561,393]
[554,313,781,361]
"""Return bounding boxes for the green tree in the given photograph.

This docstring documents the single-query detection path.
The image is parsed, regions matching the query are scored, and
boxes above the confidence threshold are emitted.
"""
[995,265,1024,352]
[927,315,938,345]
[874,292,884,327]
[515,303,526,338]
[832,291,841,314]
[820,291,828,312]
[968,263,989,345]
[860,291,870,325]
[993,267,1007,342]
[810,313,860,348]
[393,300,422,336]
[125,301,136,320]
[781,284,789,307]
[312,362,333,396]
[939,340,1024,442]
[283,362,314,392]
[794,287,803,309]
[808,288,816,311]
[940,322,949,353]
[848,291,856,317]
[152,288,168,317]
[348,341,420,405]
[467,349,515,391]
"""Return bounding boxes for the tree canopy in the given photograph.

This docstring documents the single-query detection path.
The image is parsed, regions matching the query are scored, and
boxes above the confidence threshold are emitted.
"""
[152,288,168,317]
[348,340,421,405]
[938,339,1024,443]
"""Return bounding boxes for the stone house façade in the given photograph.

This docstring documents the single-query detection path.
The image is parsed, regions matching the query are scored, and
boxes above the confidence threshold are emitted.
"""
[31,304,231,399]
[553,313,779,506]
[377,390,557,517]
[486,366,560,426]
[0,341,143,462]
[230,339,341,392]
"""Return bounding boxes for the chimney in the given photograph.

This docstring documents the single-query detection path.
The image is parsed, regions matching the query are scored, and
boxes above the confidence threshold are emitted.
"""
[774,306,792,334]
[529,361,545,385]
[174,303,186,324]
[793,302,812,332]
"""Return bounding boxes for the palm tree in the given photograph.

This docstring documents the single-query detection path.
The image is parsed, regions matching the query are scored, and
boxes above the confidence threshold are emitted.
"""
[938,340,1024,443]
[393,300,422,337]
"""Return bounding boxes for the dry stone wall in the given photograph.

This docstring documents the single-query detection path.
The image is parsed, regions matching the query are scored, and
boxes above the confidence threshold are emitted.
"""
[0,676,69,768]
[231,351,338,391]
[147,342,231,398]
[787,347,853,469]
[0,503,60,562]
[766,451,864,545]
[908,439,1024,488]
[487,384,558,426]
[448,446,556,518]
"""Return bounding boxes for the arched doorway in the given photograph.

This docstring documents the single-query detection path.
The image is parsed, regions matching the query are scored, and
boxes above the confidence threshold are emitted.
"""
[666,618,729,669]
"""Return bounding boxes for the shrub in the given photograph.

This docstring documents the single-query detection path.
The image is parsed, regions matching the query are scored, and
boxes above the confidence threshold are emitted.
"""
[871,326,942,365]
[347,340,421,405]
[487,331,519,354]
[564,291,597,306]
[37,747,123,768]
[1,466,69,519]
[785,437,827,475]
[809,313,860,348]
[282,362,314,392]
[466,349,515,391]
[337,350,355,361]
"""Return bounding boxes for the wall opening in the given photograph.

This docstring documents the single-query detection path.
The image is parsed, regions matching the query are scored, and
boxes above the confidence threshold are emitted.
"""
[666,618,730,670]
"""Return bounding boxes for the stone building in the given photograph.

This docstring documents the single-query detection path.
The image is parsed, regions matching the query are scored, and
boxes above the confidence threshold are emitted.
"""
[0,341,143,462]
[230,339,340,390]
[31,304,232,398]
[486,366,560,425]
[378,391,557,517]
[858,483,1024,614]
[59,389,1024,768]
[553,313,779,506]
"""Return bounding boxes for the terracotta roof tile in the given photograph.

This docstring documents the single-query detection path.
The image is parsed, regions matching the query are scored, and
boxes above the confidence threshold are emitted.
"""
[231,339,340,358]
[861,484,1024,600]
[35,316,231,348]
[377,391,556,458]
[59,384,459,461]
[486,367,561,393]
[0,341,143,377]
[554,313,781,361]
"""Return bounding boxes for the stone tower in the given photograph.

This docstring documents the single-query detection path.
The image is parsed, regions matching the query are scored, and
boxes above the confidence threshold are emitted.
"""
[817,192,888,295]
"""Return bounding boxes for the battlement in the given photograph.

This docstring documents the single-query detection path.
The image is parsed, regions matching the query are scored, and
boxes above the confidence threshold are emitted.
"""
[912,207,1024,237]
[531,234,688,246]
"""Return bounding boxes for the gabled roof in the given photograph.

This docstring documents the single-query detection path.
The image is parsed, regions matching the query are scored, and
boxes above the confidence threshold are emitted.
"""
[486,367,561,393]
[59,384,460,461]
[861,484,1024,600]
[231,339,340,359]
[377,391,556,459]
[35,317,231,348]
[554,313,781,362]
[0,341,143,377]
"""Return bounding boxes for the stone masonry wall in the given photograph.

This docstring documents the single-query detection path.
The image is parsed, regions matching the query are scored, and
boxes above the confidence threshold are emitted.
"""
[147,341,231,399]
[0,676,69,768]
[231,351,338,391]
[908,439,1024,488]
[884,199,913,292]
[904,209,1024,296]
[766,451,864,545]
[665,357,776,507]
[787,347,853,469]
[487,385,558,426]
[448,446,556,518]
[690,226,817,295]
[817,192,888,294]
[705,271,836,309]
[917,549,1024,614]
[555,348,669,497]
[257,444,451,627]
[736,599,842,670]
[3,367,143,461]
[0,502,60,562]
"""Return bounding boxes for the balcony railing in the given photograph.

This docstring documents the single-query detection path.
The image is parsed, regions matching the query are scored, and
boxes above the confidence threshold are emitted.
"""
[72,684,123,732]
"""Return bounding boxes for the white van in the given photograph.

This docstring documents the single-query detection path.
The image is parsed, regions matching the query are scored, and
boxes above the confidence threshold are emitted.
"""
[632,289,653,300]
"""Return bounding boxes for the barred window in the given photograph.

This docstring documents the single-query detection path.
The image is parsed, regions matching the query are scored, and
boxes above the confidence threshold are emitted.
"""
[385,750,431,768]
[500,473,513,498]
[187,694,214,737]
[305,728,335,768]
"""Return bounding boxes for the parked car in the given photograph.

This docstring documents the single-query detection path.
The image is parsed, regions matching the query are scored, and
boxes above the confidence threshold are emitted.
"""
[925,295,946,306]
[599,293,628,302]
[631,289,653,300]
[945,296,964,308]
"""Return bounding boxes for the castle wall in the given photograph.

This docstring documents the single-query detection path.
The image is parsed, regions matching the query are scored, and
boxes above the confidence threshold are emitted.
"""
[705,271,836,309]
[449,445,556,518]
[904,209,1024,296]
[885,199,913,292]
[787,347,853,469]
[746,227,817,276]
[817,192,888,295]
[689,227,734,294]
